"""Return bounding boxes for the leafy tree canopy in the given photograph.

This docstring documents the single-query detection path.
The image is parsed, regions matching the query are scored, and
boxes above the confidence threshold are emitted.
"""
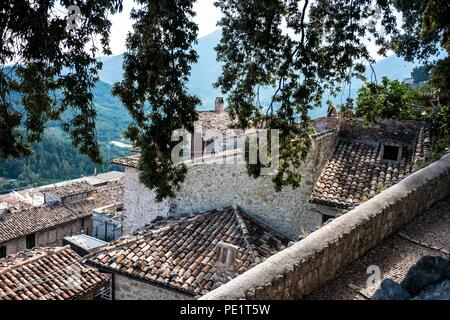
[355,77,419,123]
[0,0,123,162]
[2,0,449,201]
[112,0,200,200]
[411,65,433,84]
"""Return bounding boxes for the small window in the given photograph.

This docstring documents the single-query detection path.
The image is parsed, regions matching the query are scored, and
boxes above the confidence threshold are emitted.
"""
[26,234,36,249]
[383,145,400,161]
[0,246,6,258]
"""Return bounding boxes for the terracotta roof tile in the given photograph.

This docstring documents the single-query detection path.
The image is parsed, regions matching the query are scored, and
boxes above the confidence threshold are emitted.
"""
[0,181,123,244]
[0,246,108,300]
[310,127,432,209]
[40,181,96,198]
[87,207,289,296]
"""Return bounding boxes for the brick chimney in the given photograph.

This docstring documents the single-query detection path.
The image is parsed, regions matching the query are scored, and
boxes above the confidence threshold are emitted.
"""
[214,241,239,283]
[215,97,224,113]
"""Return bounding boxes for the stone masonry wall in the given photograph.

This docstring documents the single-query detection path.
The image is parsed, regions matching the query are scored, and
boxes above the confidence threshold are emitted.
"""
[122,131,338,239]
[200,153,450,300]
[122,168,169,235]
[114,274,191,300]
[339,118,426,145]
[0,217,91,256]
[170,131,338,239]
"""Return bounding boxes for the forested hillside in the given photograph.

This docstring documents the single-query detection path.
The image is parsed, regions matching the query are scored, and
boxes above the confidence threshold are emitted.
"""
[0,80,130,193]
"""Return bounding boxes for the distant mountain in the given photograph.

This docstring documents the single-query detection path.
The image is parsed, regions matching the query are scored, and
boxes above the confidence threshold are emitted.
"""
[98,29,427,117]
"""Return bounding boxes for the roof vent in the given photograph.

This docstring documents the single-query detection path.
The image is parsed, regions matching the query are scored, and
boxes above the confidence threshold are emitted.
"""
[215,241,239,283]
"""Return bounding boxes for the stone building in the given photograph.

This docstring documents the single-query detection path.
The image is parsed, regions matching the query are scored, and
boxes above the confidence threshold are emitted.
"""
[112,115,339,239]
[310,120,433,221]
[0,246,109,300]
[85,206,290,300]
[0,180,124,258]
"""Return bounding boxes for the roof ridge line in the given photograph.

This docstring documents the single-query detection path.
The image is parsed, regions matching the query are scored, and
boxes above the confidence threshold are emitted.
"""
[233,206,261,264]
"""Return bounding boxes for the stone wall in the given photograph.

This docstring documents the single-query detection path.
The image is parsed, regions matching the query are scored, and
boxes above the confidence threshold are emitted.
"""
[200,153,450,300]
[122,131,338,239]
[339,118,425,146]
[122,168,169,235]
[0,217,91,256]
[114,274,191,300]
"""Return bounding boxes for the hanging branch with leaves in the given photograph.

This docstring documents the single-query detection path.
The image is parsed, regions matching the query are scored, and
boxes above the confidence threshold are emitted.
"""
[113,0,200,201]
[214,0,396,191]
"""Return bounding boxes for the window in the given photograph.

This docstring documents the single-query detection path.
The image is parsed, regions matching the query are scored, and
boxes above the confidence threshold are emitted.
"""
[382,145,401,161]
[26,234,36,249]
[0,246,6,258]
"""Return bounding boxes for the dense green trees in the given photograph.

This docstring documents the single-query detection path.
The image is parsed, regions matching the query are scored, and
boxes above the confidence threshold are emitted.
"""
[0,132,127,193]
[355,77,419,123]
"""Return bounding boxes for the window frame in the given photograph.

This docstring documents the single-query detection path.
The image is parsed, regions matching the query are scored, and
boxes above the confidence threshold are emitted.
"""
[0,245,6,258]
[26,233,36,249]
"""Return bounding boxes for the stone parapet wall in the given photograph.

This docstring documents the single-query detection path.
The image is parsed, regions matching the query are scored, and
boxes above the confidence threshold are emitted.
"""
[339,118,426,146]
[200,153,450,300]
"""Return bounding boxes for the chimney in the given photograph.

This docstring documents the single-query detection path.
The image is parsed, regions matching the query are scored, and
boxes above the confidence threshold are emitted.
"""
[215,97,224,113]
[215,241,239,283]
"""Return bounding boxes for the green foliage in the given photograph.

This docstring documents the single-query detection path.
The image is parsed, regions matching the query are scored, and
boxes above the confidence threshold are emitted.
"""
[355,77,419,123]
[411,65,433,84]
[0,79,130,193]
[214,0,396,190]
[0,131,127,193]
[0,0,123,163]
[392,0,449,108]
[427,103,450,156]
[113,0,200,201]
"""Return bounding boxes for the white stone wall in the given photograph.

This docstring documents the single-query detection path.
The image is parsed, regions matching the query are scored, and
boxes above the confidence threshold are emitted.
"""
[171,133,338,239]
[123,168,169,234]
[122,132,338,239]
[114,274,191,300]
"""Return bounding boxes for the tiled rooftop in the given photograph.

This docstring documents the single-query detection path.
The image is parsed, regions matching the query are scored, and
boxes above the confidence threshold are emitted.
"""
[305,195,450,300]
[0,181,124,244]
[40,181,96,198]
[0,246,108,300]
[86,206,290,297]
[310,127,432,209]
[197,111,233,136]
[111,154,140,168]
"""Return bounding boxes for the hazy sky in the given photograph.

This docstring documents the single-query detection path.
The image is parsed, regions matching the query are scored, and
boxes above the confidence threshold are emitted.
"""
[109,0,222,55]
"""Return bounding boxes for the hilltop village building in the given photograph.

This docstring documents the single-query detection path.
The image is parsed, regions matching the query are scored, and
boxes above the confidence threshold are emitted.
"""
[113,115,433,239]
[86,206,290,299]
[0,175,124,258]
